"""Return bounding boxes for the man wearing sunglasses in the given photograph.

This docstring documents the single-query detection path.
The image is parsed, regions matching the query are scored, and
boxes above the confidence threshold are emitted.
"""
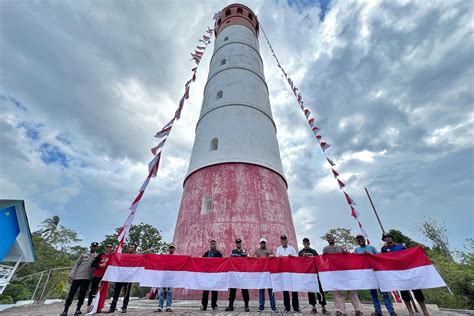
[87,244,113,309]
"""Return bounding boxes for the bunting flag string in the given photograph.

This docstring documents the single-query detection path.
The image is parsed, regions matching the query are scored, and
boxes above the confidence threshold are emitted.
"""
[260,24,370,243]
[88,23,215,315]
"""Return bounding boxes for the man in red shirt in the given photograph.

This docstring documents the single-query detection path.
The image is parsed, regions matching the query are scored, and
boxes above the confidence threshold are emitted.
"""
[87,244,113,309]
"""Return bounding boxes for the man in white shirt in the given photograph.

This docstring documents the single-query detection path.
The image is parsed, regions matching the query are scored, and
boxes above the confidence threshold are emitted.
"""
[276,235,300,312]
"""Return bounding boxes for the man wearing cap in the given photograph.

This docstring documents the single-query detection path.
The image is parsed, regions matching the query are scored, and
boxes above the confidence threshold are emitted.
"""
[299,238,327,314]
[355,235,396,316]
[201,240,223,311]
[253,237,277,312]
[107,243,137,314]
[156,244,176,312]
[87,243,113,310]
[323,233,363,315]
[276,235,300,312]
[381,233,430,316]
[60,242,99,316]
[225,239,250,312]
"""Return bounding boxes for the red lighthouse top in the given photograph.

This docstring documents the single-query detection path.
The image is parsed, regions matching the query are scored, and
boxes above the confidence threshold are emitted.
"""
[214,3,260,37]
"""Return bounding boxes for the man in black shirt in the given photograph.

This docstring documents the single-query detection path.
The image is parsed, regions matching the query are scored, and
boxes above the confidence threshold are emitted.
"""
[225,239,250,312]
[201,240,223,311]
[298,238,327,314]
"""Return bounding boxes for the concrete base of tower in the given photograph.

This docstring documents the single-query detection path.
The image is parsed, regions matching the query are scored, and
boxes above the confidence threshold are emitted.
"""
[173,162,298,257]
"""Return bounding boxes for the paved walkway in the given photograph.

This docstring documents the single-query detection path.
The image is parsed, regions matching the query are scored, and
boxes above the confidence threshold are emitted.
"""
[0,299,468,315]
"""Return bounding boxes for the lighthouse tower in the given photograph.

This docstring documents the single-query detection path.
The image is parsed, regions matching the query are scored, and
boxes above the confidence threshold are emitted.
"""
[173,3,297,256]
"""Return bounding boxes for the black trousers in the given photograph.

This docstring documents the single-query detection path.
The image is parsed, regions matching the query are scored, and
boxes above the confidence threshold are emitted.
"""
[228,288,249,305]
[308,292,327,306]
[283,291,299,311]
[109,282,132,311]
[65,279,90,310]
[87,276,102,306]
[201,290,218,309]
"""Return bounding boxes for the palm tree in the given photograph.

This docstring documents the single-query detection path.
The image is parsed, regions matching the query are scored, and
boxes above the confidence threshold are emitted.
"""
[38,215,61,240]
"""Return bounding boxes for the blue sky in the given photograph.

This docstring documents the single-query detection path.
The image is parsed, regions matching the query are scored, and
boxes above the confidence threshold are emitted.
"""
[0,0,473,253]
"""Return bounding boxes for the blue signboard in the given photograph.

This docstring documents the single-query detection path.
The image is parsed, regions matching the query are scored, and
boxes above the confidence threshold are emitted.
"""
[0,206,20,261]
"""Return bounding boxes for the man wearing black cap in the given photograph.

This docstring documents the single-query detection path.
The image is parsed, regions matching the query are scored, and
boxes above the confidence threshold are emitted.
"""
[299,238,327,314]
[225,239,250,312]
[60,242,99,316]
[107,243,137,314]
[381,233,430,316]
[200,240,223,311]
[276,235,300,312]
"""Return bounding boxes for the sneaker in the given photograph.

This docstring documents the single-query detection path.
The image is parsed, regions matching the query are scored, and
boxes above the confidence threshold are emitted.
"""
[294,309,301,312]
[355,311,364,316]
[105,310,115,314]
[259,308,264,312]
[60,309,68,316]
[74,310,82,315]
[311,307,318,314]
[390,313,398,316]
[165,308,172,312]
[200,307,207,311]
[154,307,162,312]
[272,309,279,313]
[284,308,291,313]
[121,309,127,313]
[212,306,218,311]
[371,313,382,316]
[322,307,328,314]
[225,306,234,311]
[244,305,250,312]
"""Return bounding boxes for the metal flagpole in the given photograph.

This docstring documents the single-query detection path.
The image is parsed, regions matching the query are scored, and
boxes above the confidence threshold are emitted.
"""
[364,187,386,234]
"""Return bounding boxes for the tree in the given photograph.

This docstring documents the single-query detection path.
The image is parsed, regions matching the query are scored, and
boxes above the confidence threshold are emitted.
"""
[415,218,451,259]
[34,215,82,256]
[321,227,357,252]
[100,222,168,254]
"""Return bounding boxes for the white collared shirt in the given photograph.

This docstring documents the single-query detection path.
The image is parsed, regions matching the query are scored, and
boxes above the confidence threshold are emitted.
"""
[276,245,298,257]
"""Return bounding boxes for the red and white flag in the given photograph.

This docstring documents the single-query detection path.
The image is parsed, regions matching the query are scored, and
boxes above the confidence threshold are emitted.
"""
[151,139,166,156]
[344,191,357,206]
[327,158,336,166]
[154,126,172,139]
[102,247,445,293]
[331,168,339,178]
[304,109,311,119]
[320,142,330,151]
[337,179,345,189]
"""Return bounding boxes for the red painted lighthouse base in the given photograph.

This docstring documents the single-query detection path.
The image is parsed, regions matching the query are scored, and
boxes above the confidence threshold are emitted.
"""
[172,163,297,299]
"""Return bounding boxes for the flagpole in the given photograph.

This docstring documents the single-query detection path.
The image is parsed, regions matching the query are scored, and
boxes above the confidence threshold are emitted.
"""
[364,187,386,234]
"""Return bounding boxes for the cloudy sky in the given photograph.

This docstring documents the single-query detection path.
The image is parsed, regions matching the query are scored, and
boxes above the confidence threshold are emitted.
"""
[1,0,473,253]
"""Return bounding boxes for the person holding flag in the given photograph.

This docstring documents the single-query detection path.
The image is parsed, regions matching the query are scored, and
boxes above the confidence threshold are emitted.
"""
[355,234,396,316]
[200,240,223,311]
[225,238,250,312]
[155,244,176,312]
[86,244,113,311]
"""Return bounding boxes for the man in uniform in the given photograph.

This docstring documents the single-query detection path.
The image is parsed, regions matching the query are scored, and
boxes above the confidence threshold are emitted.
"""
[299,237,327,314]
[61,242,99,316]
[253,237,277,313]
[201,240,223,311]
[225,239,250,312]
[107,243,138,313]
[276,235,300,312]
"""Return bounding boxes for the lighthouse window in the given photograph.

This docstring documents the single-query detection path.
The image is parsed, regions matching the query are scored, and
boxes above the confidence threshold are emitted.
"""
[210,138,219,151]
[217,18,221,25]
[220,59,226,66]
[224,36,229,42]
[248,13,253,21]
[237,8,243,14]
[216,90,223,99]
[226,9,231,16]
[201,196,213,214]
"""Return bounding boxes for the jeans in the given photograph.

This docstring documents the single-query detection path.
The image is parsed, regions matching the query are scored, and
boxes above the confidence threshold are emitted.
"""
[258,289,276,311]
[371,289,394,313]
[158,287,173,308]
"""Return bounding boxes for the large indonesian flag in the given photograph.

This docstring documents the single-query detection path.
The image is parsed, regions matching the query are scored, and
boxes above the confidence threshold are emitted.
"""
[102,246,445,292]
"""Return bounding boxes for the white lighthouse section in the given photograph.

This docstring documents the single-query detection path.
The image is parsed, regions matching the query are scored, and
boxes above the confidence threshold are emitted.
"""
[186,24,286,182]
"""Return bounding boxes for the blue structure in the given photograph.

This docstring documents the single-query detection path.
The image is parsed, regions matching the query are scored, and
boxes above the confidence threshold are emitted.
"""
[0,200,35,262]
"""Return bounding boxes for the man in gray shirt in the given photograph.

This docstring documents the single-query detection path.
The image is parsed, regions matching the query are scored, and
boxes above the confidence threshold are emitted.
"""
[323,234,363,315]
[61,242,99,316]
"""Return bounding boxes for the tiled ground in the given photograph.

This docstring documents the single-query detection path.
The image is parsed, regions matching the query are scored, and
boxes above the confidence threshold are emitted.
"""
[0,299,467,316]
